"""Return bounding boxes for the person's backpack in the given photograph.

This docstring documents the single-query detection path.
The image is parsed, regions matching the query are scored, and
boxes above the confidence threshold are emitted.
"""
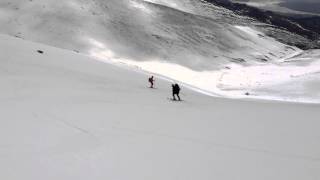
[148,77,152,83]
[175,84,180,91]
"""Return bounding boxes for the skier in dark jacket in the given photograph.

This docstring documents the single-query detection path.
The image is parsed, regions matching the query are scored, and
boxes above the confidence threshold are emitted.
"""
[148,76,155,88]
[172,83,181,101]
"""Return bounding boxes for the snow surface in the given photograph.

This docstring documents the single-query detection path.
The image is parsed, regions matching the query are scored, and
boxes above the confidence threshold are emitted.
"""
[1,33,320,180]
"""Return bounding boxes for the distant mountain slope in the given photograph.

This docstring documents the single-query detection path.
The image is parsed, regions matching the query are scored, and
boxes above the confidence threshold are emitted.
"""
[204,0,320,49]
[0,0,299,71]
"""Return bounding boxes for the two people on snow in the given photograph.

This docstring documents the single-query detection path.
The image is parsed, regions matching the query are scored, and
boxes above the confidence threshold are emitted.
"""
[148,76,181,101]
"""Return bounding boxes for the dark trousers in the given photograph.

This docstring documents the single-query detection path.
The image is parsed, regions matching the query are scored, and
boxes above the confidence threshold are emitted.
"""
[173,93,181,101]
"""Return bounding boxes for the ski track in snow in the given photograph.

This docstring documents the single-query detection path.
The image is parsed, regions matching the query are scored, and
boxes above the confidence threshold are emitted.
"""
[111,125,320,162]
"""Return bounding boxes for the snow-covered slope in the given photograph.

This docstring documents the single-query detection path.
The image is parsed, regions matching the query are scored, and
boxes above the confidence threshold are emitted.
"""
[0,0,299,71]
[1,33,320,180]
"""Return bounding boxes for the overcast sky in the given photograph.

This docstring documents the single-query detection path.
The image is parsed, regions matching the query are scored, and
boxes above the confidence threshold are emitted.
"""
[232,0,320,14]
[250,0,318,2]
[284,0,318,2]
[234,0,319,3]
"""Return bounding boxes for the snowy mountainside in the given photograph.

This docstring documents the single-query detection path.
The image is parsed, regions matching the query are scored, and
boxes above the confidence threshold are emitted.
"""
[1,33,320,180]
[0,0,299,71]
[1,0,320,102]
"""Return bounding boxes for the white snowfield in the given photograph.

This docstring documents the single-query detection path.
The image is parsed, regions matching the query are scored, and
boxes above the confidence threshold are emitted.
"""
[1,34,320,180]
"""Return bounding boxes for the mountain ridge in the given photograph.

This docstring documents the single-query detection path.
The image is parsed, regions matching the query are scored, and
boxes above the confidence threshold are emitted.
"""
[203,0,320,49]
